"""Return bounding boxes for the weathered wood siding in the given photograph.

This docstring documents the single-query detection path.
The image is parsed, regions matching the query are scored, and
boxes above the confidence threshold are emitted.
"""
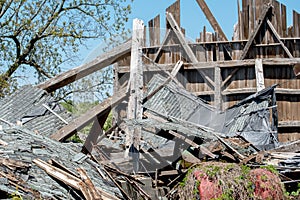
[115,0,300,141]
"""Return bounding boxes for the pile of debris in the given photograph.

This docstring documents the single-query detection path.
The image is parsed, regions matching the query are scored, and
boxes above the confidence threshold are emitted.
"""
[0,0,299,198]
[92,73,299,199]
[0,126,121,199]
[0,70,298,200]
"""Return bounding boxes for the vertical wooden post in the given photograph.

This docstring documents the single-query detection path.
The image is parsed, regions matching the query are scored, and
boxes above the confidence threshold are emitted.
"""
[281,4,287,38]
[126,19,144,172]
[255,58,265,92]
[214,66,222,109]
[237,0,244,40]
[215,33,222,110]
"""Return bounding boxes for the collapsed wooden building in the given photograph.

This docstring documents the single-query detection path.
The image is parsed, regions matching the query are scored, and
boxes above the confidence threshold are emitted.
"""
[0,0,300,199]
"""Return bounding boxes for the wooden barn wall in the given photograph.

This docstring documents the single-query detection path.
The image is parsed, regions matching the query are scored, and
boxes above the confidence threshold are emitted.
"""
[114,0,300,141]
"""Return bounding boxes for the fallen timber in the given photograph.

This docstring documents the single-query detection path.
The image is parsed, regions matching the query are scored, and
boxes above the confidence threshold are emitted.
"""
[0,0,299,199]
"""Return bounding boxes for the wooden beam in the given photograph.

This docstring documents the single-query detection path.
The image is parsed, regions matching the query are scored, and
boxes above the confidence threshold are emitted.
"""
[166,12,215,88]
[38,40,131,92]
[239,4,272,60]
[221,68,239,88]
[195,0,228,41]
[222,88,257,95]
[168,130,217,159]
[142,61,183,105]
[153,29,171,63]
[77,168,101,200]
[126,19,144,172]
[215,36,222,109]
[170,60,184,77]
[33,159,81,190]
[119,57,300,73]
[82,112,109,154]
[278,121,300,127]
[51,87,127,141]
[266,19,293,58]
[281,4,287,37]
[237,0,243,40]
[255,58,265,92]
[166,0,181,29]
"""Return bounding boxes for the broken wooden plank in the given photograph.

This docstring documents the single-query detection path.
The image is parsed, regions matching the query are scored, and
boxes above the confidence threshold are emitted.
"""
[49,159,79,178]
[195,0,228,41]
[102,165,132,200]
[255,58,265,92]
[38,40,131,93]
[212,132,245,160]
[239,4,272,60]
[77,168,101,200]
[42,103,68,124]
[104,164,144,186]
[266,19,293,58]
[82,111,109,154]
[124,176,151,200]
[170,60,184,77]
[0,138,8,146]
[51,87,127,141]
[0,158,29,170]
[33,158,81,190]
[169,130,217,159]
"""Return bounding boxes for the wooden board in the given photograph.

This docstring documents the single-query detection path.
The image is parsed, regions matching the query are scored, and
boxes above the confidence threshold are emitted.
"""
[166,0,180,29]
[51,88,127,141]
[38,40,131,92]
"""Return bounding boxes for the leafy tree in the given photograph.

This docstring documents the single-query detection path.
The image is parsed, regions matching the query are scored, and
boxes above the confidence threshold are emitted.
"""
[0,0,132,96]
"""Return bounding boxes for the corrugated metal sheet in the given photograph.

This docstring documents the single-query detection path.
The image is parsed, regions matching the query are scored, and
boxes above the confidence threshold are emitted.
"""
[0,85,72,137]
[144,74,277,148]
[145,74,215,121]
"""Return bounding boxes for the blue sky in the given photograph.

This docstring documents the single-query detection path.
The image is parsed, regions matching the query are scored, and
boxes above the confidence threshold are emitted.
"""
[127,0,300,40]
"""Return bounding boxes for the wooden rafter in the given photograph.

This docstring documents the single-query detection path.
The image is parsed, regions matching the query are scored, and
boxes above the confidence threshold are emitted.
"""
[239,3,272,60]
[118,57,300,73]
[166,12,215,88]
[38,40,131,93]
[266,19,293,58]
[82,112,109,154]
[195,0,228,41]
[153,29,171,63]
[51,87,127,141]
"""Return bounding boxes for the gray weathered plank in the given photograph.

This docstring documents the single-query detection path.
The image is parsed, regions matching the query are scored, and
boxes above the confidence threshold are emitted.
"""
[239,4,272,60]
[255,58,265,92]
[166,12,215,88]
[38,40,131,92]
[51,87,127,141]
